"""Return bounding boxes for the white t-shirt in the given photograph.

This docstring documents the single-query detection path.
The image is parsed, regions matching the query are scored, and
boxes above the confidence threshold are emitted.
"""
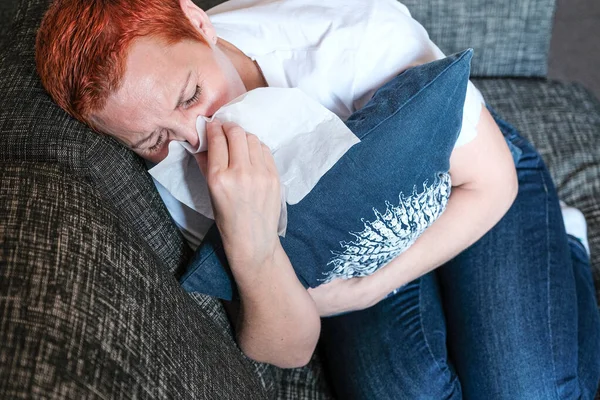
[157,0,486,248]
[208,0,484,145]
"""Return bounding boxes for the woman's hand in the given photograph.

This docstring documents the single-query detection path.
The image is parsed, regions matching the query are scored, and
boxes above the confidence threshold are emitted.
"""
[307,274,382,317]
[195,120,281,278]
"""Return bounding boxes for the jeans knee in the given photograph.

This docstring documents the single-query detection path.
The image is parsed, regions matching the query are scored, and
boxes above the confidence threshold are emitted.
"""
[327,357,462,400]
[463,370,581,400]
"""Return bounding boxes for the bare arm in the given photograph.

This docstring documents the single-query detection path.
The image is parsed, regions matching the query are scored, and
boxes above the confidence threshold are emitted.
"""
[231,243,320,369]
[198,120,320,368]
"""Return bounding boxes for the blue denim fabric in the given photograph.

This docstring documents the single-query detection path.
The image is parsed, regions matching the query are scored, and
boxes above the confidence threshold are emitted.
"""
[180,49,474,300]
[317,113,600,399]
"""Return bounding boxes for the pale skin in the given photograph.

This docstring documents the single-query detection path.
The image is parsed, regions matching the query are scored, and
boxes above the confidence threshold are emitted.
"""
[92,0,518,368]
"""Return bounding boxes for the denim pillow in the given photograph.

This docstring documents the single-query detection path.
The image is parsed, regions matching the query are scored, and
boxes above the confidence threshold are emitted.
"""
[180,49,473,300]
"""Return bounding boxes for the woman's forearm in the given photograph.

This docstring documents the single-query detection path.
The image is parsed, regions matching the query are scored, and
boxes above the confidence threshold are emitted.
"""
[232,243,321,368]
[370,178,518,301]
[195,120,321,368]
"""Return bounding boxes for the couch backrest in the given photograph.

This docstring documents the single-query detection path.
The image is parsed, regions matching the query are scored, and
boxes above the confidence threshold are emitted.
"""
[0,0,191,274]
[401,0,556,77]
[195,0,557,77]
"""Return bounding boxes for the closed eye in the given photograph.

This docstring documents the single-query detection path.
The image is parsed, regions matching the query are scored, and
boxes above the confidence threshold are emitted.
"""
[148,130,166,152]
[182,85,202,109]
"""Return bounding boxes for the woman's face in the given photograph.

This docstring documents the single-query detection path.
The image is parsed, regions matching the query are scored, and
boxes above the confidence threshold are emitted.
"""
[93,36,247,163]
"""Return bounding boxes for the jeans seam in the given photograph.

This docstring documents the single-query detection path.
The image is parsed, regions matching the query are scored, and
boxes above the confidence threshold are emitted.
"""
[541,168,561,400]
[417,278,455,395]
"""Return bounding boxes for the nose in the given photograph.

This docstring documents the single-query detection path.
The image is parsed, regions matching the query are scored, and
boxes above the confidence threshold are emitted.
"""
[171,112,200,149]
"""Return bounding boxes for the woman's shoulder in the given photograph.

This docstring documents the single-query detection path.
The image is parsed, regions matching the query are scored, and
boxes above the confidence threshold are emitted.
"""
[209,0,421,56]
[208,0,413,32]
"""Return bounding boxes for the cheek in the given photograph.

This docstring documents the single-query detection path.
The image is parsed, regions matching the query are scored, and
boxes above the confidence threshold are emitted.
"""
[205,89,230,117]
[153,147,171,163]
[202,80,243,117]
[226,70,247,100]
[136,146,169,164]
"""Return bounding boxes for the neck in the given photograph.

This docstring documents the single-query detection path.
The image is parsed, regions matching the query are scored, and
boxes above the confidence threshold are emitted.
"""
[216,39,268,91]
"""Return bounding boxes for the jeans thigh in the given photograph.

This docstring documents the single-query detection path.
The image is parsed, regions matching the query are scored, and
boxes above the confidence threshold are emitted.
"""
[318,272,461,400]
[436,132,580,399]
[569,236,600,399]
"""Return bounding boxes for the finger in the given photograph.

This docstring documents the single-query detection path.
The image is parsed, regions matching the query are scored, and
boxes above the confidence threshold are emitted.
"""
[194,152,208,177]
[206,119,228,173]
[246,132,265,166]
[222,121,250,168]
[261,142,279,175]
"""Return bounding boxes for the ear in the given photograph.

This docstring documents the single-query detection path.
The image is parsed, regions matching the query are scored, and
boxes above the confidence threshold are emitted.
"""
[179,0,218,45]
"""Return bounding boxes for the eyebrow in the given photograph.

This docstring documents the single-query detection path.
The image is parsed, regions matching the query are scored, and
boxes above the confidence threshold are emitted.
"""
[175,71,192,110]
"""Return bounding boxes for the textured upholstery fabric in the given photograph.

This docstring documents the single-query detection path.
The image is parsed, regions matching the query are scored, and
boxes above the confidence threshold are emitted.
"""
[187,292,280,396]
[401,0,556,77]
[474,78,600,301]
[0,0,190,275]
[186,295,333,399]
[0,162,269,399]
[0,0,19,46]
[194,0,226,11]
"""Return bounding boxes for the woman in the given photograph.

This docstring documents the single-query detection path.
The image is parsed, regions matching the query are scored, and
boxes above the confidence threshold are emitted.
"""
[35,0,600,398]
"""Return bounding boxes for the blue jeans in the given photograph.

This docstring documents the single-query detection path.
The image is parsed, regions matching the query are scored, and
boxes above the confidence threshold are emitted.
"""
[317,114,600,399]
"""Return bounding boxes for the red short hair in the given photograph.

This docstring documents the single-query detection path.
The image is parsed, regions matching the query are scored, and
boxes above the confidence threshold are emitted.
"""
[35,0,205,129]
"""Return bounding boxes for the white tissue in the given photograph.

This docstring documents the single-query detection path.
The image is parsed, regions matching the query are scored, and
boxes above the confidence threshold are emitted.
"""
[148,87,359,236]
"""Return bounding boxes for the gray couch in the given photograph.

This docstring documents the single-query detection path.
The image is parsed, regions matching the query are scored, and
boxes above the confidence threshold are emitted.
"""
[1,0,598,398]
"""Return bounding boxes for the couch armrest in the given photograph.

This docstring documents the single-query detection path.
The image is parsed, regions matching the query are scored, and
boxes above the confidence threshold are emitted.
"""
[0,161,270,399]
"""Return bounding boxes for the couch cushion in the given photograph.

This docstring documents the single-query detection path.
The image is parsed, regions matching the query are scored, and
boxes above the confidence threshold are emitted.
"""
[0,161,269,399]
[474,78,600,300]
[0,0,190,275]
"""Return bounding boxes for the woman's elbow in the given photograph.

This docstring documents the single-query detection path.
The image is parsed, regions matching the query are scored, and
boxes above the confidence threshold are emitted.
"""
[469,156,518,216]
[241,339,317,369]
[271,348,315,369]
[239,319,321,369]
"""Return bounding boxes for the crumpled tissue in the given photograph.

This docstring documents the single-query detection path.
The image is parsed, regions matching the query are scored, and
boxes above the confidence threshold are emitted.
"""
[148,87,359,236]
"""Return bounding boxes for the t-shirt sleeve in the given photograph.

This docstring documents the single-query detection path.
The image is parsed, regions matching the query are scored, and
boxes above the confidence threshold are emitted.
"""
[351,0,485,148]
